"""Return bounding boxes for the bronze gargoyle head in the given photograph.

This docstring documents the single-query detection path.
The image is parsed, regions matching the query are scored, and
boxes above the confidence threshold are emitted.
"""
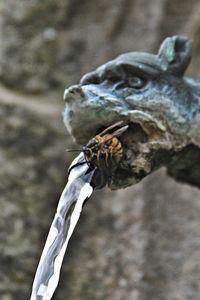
[64,36,200,189]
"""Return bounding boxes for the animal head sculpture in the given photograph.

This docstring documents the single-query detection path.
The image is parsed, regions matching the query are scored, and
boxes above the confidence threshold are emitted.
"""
[64,36,200,189]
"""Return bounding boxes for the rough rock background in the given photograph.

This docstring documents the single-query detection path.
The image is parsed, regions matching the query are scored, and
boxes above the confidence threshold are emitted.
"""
[1,1,200,299]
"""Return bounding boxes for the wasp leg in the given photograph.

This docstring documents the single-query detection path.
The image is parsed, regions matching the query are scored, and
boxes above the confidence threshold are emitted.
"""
[109,145,117,168]
[105,149,109,167]
[97,149,101,166]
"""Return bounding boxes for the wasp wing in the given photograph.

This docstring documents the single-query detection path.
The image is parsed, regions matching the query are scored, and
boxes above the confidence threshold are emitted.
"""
[98,125,129,144]
[98,120,126,136]
[110,125,129,137]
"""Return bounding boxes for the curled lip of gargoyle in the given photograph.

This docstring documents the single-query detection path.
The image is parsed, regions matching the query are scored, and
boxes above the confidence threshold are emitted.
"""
[63,36,200,189]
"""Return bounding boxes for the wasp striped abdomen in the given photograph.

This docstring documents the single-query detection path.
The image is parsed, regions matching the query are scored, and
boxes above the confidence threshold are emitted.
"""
[106,136,123,164]
[82,121,128,170]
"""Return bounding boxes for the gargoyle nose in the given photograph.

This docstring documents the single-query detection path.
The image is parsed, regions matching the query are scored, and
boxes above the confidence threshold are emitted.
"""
[63,85,83,103]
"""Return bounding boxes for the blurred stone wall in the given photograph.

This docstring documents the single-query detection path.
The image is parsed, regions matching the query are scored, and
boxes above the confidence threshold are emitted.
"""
[1,1,200,300]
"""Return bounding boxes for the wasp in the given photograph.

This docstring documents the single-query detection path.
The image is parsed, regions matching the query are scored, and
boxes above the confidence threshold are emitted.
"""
[67,121,128,188]
[82,121,128,169]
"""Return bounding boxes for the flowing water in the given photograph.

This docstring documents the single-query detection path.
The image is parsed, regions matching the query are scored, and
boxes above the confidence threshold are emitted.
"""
[30,153,95,300]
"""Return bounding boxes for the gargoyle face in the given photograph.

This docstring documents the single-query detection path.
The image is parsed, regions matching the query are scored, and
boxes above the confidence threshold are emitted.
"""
[63,36,200,189]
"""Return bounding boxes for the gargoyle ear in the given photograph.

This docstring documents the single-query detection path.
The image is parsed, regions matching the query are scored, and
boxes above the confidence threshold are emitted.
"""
[158,35,192,76]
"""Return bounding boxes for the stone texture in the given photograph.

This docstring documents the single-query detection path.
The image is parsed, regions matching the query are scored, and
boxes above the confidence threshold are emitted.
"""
[1,1,200,300]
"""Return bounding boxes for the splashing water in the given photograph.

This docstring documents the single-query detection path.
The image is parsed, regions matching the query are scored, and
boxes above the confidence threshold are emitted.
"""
[30,153,95,300]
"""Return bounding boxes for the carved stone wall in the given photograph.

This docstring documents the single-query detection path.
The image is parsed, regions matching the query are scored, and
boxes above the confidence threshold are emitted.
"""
[1,1,200,300]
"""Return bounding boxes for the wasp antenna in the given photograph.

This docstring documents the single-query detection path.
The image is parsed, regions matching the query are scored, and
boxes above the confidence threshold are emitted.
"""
[65,149,82,152]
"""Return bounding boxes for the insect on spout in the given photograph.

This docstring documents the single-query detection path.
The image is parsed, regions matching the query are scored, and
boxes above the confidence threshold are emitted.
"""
[82,121,129,169]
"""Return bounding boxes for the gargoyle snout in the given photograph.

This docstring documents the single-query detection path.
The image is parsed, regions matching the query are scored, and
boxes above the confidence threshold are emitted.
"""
[64,85,83,103]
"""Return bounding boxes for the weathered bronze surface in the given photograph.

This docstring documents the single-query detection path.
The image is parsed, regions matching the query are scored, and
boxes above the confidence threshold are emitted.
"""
[63,36,200,189]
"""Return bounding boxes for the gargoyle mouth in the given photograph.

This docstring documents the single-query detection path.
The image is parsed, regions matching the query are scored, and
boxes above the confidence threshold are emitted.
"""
[75,119,170,189]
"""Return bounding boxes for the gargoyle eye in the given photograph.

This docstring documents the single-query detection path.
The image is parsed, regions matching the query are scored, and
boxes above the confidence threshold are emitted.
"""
[104,73,121,84]
[127,77,146,89]
[80,72,100,85]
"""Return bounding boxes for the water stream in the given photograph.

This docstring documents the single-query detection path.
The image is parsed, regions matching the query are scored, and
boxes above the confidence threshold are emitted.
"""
[30,153,95,300]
